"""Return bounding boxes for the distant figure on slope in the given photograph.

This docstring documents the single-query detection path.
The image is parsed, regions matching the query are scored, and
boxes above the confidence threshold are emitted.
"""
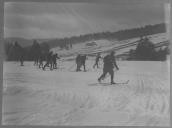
[75,54,87,72]
[38,53,44,68]
[20,54,24,66]
[42,51,53,70]
[93,53,102,69]
[76,54,81,71]
[52,53,60,69]
[98,51,119,84]
[34,56,39,66]
[80,54,87,72]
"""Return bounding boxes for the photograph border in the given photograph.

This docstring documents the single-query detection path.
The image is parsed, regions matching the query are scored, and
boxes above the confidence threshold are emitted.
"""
[0,0,171,128]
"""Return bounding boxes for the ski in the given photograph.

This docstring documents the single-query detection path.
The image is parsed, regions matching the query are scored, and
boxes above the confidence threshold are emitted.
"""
[88,80,129,86]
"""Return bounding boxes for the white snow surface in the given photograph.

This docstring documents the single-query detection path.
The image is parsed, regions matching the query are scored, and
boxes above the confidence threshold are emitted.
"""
[2,59,170,126]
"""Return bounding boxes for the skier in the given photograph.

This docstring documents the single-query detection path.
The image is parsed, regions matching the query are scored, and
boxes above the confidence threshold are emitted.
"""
[52,53,60,69]
[20,54,24,66]
[42,51,53,70]
[98,51,119,84]
[93,53,102,69]
[38,53,44,68]
[80,54,87,72]
[76,54,81,71]
[34,56,39,66]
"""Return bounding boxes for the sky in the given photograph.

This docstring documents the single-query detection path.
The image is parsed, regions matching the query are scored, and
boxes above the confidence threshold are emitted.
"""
[4,1,167,39]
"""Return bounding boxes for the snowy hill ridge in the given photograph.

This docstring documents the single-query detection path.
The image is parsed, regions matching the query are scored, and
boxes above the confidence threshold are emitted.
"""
[51,33,169,59]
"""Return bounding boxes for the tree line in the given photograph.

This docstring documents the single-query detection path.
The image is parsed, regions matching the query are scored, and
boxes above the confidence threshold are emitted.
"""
[4,40,50,61]
[45,23,166,49]
[4,37,170,61]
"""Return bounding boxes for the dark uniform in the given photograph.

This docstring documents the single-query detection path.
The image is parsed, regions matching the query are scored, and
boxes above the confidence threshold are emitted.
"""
[76,54,81,71]
[76,54,87,72]
[80,55,87,72]
[42,51,53,70]
[93,53,101,69]
[20,54,24,66]
[52,53,60,69]
[98,51,119,84]
[38,54,44,68]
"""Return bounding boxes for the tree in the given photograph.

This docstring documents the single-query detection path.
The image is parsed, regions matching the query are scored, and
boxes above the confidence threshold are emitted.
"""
[135,37,156,60]
[128,37,169,61]
[156,47,170,61]
[40,43,50,54]
[28,40,41,60]
[7,41,24,61]
[127,49,135,60]
[4,42,13,60]
[39,43,50,60]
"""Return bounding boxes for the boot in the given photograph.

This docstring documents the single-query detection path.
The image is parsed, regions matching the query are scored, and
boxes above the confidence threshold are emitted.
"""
[98,78,101,83]
[111,81,116,84]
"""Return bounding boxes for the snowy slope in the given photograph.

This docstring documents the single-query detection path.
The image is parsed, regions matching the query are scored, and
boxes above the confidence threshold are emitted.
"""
[2,59,170,126]
[51,33,168,58]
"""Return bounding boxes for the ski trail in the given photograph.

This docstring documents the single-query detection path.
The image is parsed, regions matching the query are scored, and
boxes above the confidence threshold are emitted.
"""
[2,61,170,126]
[151,76,170,116]
[126,72,170,126]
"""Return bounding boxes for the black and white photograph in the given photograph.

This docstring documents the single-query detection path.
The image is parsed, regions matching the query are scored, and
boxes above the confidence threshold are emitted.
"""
[2,0,171,126]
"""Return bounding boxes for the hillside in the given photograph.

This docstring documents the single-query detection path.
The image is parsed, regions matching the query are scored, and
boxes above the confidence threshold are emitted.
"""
[51,33,169,60]
[4,23,166,49]
[44,23,166,48]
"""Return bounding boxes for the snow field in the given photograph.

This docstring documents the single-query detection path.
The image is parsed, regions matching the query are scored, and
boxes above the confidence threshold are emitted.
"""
[2,59,170,126]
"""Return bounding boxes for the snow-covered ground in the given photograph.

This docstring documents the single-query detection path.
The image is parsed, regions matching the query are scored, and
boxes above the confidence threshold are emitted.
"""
[2,59,170,126]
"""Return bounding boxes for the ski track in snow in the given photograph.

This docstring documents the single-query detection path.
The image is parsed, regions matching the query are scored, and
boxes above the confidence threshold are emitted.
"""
[2,60,170,126]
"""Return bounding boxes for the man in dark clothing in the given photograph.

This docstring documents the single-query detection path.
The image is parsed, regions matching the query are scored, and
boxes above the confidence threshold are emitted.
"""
[76,54,87,72]
[93,53,102,69]
[38,54,44,68]
[52,53,60,69]
[98,51,119,84]
[76,54,81,71]
[42,51,53,70]
[20,54,24,66]
[80,55,87,72]
[34,57,39,66]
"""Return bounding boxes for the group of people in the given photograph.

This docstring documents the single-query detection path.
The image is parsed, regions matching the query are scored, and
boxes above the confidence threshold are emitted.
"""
[75,51,119,84]
[21,50,119,84]
[75,54,87,72]
[75,53,102,72]
[33,51,60,70]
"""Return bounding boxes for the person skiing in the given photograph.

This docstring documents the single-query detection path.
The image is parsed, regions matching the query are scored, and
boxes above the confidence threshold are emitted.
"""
[98,51,119,84]
[20,54,24,66]
[52,53,60,69]
[80,54,87,72]
[34,57,38,66]
[42,51,53,70]
[38,53,44,68]
[76,54,81,71]
[93,53,102,69]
